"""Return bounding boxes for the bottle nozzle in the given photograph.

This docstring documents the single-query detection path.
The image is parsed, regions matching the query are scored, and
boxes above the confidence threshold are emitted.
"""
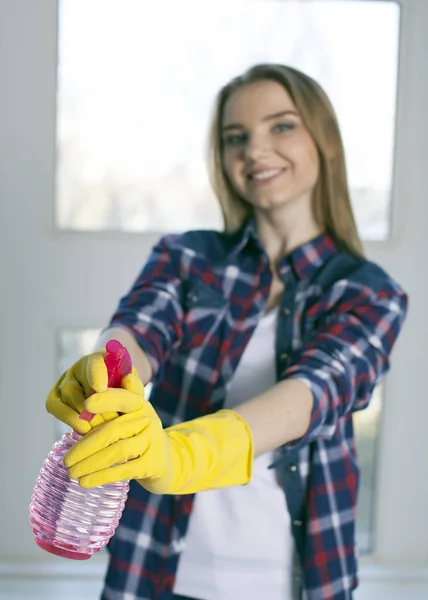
[79,340,132,424]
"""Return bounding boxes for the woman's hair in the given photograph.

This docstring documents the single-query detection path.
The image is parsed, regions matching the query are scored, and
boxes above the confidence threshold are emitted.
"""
[207,63,365,258]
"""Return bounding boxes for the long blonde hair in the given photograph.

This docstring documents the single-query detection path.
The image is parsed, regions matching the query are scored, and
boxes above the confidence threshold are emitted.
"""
[207,64,365,258]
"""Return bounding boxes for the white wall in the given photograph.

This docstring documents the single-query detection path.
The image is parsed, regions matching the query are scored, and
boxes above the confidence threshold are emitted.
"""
[0,0,427,598]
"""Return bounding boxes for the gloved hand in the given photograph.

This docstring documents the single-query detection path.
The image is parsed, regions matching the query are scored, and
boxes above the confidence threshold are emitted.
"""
[46,351,120,435]
[64,373,253,494]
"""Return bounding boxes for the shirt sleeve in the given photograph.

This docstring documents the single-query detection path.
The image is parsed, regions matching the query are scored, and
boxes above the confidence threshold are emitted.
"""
[283,263,408,447]
[105,234,185,377]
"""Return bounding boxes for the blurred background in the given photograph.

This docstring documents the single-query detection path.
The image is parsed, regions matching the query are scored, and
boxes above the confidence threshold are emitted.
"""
[0,0,427,598]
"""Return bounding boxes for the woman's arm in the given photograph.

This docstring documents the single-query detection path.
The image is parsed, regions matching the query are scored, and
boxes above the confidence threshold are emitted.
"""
[104,234,185,379]
[46,234,184,434]
[235,379,313,457]
[238,264,408,457]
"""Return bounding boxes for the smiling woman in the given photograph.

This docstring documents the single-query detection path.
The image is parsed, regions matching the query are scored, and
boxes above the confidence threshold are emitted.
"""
[46,58,408,600]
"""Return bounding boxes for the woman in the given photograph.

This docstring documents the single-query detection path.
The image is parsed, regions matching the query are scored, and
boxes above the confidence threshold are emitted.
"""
[47,64,408,600]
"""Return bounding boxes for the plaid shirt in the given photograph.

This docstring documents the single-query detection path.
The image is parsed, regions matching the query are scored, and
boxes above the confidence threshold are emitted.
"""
[102,219,407,600]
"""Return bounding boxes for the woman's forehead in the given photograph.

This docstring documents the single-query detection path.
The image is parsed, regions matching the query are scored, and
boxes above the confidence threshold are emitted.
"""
[222,80,297,126]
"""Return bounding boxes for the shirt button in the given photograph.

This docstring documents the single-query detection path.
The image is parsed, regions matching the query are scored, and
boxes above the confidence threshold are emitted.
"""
[288,464,297,472]
[279,352,289,362]
[187,292,198,302]
[293,520,303,527]
[283,307,291,316]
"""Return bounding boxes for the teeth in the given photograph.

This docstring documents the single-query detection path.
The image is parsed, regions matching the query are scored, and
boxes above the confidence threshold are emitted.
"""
[251,169,282,181]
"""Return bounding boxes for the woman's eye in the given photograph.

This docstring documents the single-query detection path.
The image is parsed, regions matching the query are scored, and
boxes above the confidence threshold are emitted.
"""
[223,132,247,146]
[274,122,295,133]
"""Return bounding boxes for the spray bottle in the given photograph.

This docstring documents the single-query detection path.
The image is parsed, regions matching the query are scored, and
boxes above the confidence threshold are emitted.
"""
[29,340,131,559]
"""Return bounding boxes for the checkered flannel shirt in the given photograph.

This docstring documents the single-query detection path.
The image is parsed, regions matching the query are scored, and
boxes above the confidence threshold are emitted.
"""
[101,219,408,600]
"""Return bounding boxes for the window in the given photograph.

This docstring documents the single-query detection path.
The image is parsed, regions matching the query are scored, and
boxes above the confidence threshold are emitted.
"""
[57,0,400,239]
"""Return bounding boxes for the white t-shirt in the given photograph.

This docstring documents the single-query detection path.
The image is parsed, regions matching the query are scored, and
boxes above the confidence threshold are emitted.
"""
[174,308,295,600]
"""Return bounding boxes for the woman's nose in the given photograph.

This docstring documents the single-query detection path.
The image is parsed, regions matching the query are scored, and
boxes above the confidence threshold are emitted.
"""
[244,134,271,162]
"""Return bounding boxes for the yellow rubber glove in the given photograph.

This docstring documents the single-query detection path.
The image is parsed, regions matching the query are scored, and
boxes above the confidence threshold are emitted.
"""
[45,351,120,435]
[64,373,253,493]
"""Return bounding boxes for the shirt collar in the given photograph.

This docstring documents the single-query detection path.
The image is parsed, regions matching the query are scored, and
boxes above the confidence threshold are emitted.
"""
[227,218,338,280]
[227,218,262,256]
[280,232,338,280]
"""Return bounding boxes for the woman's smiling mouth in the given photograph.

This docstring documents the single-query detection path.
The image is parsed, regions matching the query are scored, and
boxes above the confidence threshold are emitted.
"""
[248,168,286,186]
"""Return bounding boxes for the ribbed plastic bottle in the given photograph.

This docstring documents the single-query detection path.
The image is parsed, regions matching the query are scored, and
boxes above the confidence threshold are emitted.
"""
[29,339,132,560]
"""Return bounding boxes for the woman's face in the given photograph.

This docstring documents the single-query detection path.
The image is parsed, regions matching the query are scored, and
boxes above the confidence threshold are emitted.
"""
[221,80,320,215]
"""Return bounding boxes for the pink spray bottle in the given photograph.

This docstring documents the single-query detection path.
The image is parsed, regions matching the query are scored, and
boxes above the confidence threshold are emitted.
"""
[29,340,132,560]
